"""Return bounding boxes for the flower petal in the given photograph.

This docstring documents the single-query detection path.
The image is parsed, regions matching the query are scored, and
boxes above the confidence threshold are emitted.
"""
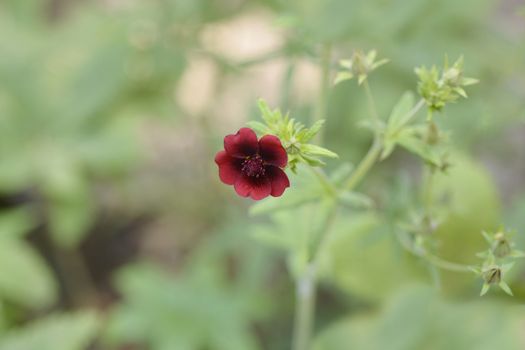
[224,128,258,158]
[259,135,287,167]
[215,151,242,185]
[266,166,290,197]
[234,174,271,200]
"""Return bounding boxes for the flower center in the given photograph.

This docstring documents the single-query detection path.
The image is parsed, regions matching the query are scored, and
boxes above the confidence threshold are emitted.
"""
[241,155,265,178]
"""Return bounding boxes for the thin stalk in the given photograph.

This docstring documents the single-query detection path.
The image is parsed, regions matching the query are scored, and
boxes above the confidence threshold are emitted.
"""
[397,232,473,273]
[362,80,380,129]
[292,44,331,350]
[344,138,382,191]
[308,166,337,197]
[422,166,435,215]
[292,264,317,350]
[314,43,332,143]
[423,252,474,273]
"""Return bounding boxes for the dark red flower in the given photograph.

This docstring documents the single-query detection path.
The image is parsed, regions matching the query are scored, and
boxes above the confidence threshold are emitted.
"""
[215,128,290,200]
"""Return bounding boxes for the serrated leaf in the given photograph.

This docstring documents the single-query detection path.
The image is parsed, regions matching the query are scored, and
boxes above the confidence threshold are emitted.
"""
[257,99,279,125]
[299,120,325,142]
[396,130,441,166]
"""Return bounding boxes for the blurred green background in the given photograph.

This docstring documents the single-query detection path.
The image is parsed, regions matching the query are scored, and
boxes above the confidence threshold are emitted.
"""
[0,0,524,349]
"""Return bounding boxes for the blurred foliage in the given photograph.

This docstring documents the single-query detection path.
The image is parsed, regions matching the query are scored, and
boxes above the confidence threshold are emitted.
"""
[314,285,525,350]
[105,222,278,350]
[0,0,523,349]
[0,311,98,350]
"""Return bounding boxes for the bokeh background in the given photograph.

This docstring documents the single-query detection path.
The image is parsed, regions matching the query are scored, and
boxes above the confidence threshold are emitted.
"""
[0,0,524,349]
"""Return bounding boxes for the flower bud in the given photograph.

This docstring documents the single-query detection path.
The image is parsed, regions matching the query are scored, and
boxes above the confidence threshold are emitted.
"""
[482,266,502,285]
[492,232,511,258]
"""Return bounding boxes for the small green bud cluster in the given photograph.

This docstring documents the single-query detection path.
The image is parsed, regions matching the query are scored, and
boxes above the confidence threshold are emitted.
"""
[334,50,389,86]
[415,56,478,112]
[248,99,338,173]
[472,227,525,296]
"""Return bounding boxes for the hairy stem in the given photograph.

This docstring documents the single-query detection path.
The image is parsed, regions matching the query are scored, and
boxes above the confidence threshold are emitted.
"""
[344,138,382,191]
[422,165,435,215]
[292,43,332,350]
[314,43,332,143]
[292,264,317,350]
[308,166,337,197]
[397,232,473,273]
[363,80,380,130]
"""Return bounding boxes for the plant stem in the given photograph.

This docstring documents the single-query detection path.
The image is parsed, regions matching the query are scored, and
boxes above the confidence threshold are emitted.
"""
[422,165,435,215]
[344,138,382,191]
[308,166,337,197]
[291,43,332,350]
[397,232,473,273]
[423,252,473,272]
[314,43,332,143]
[362,80,380,129]
[292,263,317,350]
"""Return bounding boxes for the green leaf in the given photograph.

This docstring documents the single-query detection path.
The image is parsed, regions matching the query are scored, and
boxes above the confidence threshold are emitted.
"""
[387,91,416,132]
[0,311,99,350]
[300,144,338,158]
[257,98,280,125]
[334,71,353,85]
[246,121,270,135]
[0,236,57,308]
[299,120,325,142]
[338,191,374,209]
[380,140,396,160]
[250,164,324,216]
[318,213,427,301]
[396,129,442,166]
[0,207,36,239]
[498,281,513,296]
[315,286,525,350]
[251,225,292,249]
[357,74,367,85]
[479,283,490,296]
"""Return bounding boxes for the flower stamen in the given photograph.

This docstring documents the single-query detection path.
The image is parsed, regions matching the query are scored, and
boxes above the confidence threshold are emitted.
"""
[242,155,265,178]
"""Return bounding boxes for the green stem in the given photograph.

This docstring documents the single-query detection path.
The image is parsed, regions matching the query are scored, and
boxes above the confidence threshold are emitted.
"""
[308,166,337,197]
[397,232,473,273]
[391,99,426,135]
[422,165,435,215]
[423,252,474,273]
[344,138,382,191]
[314,43,332,143]
[363,80,380,129]
[292,264,317,350]
[291,43,332,350]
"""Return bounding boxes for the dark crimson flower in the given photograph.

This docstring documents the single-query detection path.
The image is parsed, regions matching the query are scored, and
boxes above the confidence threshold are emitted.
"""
[215,128,290,200]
